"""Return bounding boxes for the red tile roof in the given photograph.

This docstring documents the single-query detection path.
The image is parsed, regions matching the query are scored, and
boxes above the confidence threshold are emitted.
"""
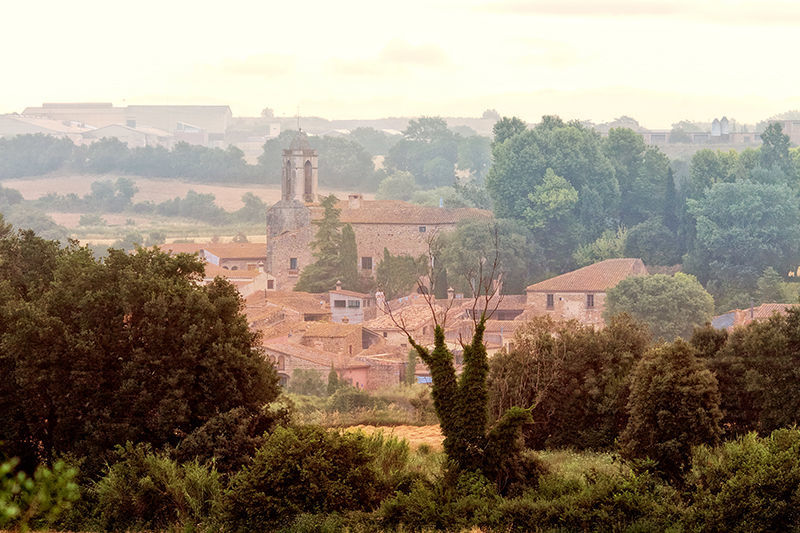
[330,289,371,299]
[158,243,204,255]
[245,290,330,317]
[201,243,265,259]
[311,200,491,225]
[302,322,361,338]
[526,258,648,293]
[158,242,265,260]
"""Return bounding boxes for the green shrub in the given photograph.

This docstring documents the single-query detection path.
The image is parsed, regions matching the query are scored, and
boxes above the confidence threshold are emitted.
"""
[173,406,288,474]
[220,426,393,530]
[92,442,221,531]
[327,386,383,412]
[685,429,800,532]
[491,470,683,532]
[380,471,499,532]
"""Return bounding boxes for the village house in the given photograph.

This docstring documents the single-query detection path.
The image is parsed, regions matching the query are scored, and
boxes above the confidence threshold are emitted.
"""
[711,303,800,331]
[298,321,363,356]
[264,131,490,291]
[159,242,267,273]
[329,281,377,324]
[523,258,648,328]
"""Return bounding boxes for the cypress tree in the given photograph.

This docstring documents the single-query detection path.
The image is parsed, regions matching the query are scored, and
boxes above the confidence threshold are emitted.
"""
[339,224,359,290]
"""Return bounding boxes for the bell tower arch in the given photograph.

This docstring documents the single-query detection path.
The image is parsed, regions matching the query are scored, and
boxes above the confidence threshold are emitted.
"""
[280,130,318,203]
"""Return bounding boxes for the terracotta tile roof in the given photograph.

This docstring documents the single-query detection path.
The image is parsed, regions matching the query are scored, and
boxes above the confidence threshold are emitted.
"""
[245,290,330,317]
[201,243,265,259]
[263,339,336,367]
[302,322,361,338]
[255,319,307,342]
[364,304,440,331]
[330,289,371,299]
[158,243,205,255]
[263,338,367,369]
[311,200,491,225]
[526,258,648,293]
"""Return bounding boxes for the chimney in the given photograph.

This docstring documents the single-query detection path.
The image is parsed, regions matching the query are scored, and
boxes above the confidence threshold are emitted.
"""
[348,193,362,209]
[447,287,454,300]
[335,280,342,291]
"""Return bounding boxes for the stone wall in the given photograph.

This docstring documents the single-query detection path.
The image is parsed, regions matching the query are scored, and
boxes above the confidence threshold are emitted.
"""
[351,222,456,276]
[525,291,607,327]
[267,225,315,290]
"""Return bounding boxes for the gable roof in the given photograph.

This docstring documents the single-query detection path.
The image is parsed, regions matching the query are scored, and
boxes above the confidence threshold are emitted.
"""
[526,258,648,293]
[312,200,490,225]
[330,288,371,299]
[201,243,265,260]
[245,290,330,317]
[302,322,361,338]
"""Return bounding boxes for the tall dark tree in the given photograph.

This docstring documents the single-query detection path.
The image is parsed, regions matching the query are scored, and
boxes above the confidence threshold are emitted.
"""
[663,167,678,232]
[339,224,359,289]
[760,122,795,179]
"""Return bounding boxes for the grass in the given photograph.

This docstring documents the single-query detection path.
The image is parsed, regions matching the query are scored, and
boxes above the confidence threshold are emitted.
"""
[537,448,629,481]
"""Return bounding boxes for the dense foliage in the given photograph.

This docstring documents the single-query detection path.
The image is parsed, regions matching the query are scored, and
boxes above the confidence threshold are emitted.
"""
[605,273,715,340]
[620,340,722,483]
[0,226,279,474]
[488,314,650,450]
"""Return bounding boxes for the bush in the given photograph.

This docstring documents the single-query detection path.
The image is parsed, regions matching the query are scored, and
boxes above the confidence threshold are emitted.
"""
[685,428,800,532]
[91,442,221,531]
[173,406,289,474]
[491,470,682,532]
[380,472,499,531]
[220,426,393,530]
[326,386,382,412]
[620,340,722,483]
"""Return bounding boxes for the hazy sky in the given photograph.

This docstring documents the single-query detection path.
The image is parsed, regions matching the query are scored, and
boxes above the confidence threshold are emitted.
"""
[4,0,800,128]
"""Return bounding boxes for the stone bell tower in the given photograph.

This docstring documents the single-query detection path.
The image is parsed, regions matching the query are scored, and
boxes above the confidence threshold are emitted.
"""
[281,130,318,203]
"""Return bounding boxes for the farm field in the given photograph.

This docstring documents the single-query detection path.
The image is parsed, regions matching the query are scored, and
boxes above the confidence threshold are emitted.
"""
[1,173,374,211]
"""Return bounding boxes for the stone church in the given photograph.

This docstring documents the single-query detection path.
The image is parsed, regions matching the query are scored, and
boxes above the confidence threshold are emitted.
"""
[265,131,490,291]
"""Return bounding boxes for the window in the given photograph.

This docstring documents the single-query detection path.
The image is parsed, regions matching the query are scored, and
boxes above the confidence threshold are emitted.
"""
[347,300,361,308]
[289,257,298,270]
[383,331,388,338]
[334,300,346,308]
[361,256,373,270]
[267,280,274,290]
[546,294,554,308]
[419,226,426,233]
[586,294,594,308]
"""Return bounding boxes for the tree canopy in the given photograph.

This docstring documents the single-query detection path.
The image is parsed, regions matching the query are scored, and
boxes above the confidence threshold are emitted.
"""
[0,225,279,473]
[605,273,715,340]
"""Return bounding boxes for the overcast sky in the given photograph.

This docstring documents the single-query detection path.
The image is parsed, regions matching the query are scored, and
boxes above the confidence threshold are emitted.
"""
[3,0,799,128]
